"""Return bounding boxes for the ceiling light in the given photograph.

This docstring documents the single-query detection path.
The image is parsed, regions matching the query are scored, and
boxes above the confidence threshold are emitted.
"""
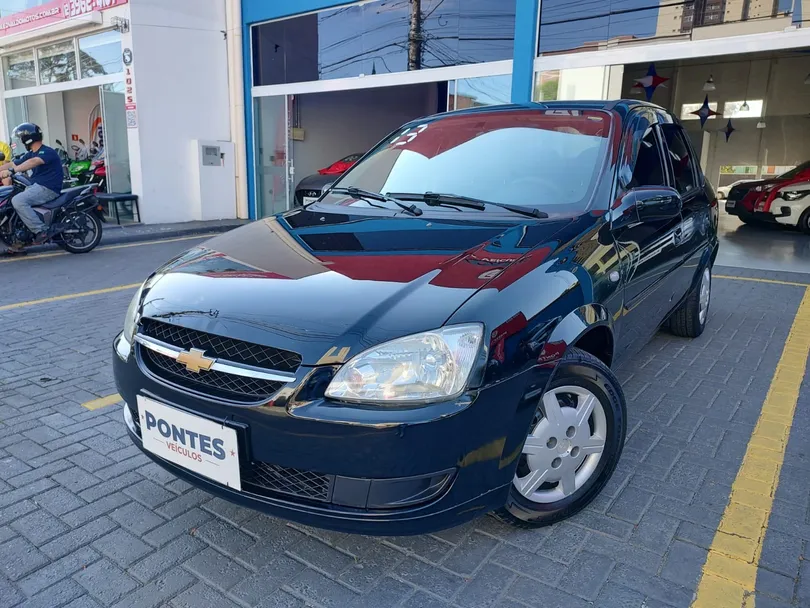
[740,101,750,112]
[703,75,716,92]
[757,120,767,129]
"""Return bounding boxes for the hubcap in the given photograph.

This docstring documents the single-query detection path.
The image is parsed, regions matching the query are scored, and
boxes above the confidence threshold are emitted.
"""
[513,385,607,504]
[698,268,711,325]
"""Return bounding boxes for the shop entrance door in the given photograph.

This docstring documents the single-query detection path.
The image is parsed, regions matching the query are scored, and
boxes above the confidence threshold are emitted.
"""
[254,95,291,217]
[99,82,131,194]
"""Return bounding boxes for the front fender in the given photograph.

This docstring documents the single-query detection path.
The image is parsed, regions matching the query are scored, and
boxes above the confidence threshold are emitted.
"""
[540,304,613,367]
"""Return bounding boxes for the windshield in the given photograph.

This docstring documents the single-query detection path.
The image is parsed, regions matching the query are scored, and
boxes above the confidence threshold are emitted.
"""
[329,109,612,214]
[779,161,810,179]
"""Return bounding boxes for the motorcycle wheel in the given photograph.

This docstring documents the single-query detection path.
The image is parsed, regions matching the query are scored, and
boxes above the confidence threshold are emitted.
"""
[59,211,102,254]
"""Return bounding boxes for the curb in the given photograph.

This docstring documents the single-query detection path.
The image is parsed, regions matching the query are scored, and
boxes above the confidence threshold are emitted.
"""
[17,221,247,255]
[100,221,247,246]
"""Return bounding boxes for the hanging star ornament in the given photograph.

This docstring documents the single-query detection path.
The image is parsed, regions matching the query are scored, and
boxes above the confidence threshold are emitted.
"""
[633,63,669,101]
[723,119,735,142]
[691,95,719,128]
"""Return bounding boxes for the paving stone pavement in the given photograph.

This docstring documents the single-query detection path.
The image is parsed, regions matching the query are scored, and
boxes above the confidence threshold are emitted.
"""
[0,264,808,608]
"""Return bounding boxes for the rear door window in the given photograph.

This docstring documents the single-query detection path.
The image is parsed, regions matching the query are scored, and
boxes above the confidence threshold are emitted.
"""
[661,125,699,195]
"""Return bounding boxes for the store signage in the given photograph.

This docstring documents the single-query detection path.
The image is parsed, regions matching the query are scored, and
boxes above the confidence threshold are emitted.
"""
[0,0,129,37]
[122,48,133,66]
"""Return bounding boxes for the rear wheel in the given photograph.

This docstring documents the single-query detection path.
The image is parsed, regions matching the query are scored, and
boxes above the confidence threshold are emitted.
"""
[494,347,626,528]
[60,211,102,254]
[669,266,711,338]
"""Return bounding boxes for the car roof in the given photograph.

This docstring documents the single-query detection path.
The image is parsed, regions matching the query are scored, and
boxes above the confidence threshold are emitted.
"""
[416,100,670,126]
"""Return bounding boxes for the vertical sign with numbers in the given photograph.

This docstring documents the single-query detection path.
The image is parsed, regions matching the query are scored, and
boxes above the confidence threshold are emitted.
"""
[122,47,138,129]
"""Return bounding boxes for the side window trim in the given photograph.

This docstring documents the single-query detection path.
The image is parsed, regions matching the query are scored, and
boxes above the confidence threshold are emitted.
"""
[662,124,700,198]
[650,124,671,190]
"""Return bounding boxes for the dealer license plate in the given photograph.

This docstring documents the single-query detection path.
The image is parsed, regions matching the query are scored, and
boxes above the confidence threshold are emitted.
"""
[302,196,318,206]
[725,199,736,209]
[137,396,242,491]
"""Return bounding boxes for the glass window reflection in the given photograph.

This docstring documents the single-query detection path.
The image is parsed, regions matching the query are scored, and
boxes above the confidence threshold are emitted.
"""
[253,0,516,86]
[451,74,512,110]
[38,40,77,84]
[538,0,797,56]
[3,50,36,89]
[79,31,123,78]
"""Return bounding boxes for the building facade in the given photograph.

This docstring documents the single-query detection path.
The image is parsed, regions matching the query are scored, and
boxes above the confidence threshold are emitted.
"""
[241,0,810,220]
[0,0,242,224]
[5,1,810,224]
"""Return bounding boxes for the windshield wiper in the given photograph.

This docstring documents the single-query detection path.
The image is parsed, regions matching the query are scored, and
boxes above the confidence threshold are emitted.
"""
[387,192,549,219]
[330,186,422,216]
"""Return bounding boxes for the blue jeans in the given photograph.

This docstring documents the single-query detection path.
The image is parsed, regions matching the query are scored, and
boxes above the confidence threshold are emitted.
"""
[11,183,58,234]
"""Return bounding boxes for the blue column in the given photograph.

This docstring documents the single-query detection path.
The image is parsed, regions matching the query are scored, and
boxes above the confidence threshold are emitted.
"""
[243,23,256,220]
[511,0,540,104]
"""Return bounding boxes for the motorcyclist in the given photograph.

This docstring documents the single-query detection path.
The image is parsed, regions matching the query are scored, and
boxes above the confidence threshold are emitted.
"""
[0,123,63,252]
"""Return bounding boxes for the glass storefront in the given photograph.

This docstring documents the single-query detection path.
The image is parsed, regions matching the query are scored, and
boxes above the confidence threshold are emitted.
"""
[538,0,799,56]
[252,0,516,86]
[37,40,77,84]
[1,31,122,89]
[79,31,123,78]
[3,50,36,90]
[451,74,512,109]
[253,95,291,217]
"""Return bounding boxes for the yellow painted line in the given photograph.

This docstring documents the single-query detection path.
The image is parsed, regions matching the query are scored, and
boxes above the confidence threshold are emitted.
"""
[82,393,122,411]
[0,283,140,312]
[715,275,809,288]
[0,233,217,264]
[692,287,810,608]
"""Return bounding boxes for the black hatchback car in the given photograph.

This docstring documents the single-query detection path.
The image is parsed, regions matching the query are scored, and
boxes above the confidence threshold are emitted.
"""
[114,101,718,535]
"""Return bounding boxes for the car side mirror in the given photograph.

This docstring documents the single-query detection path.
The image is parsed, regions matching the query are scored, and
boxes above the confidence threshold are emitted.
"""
[612,186,682,230]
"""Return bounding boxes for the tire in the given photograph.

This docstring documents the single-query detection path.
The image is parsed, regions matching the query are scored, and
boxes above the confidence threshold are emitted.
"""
[800,209,810,235]
[668,266,711,338]
[61,211,103,254]
[493,347,627,528]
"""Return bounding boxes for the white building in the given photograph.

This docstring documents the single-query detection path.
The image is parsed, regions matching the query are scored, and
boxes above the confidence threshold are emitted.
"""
[0,0,245,224]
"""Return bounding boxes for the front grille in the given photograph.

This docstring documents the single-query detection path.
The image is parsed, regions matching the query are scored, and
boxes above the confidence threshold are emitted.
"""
[141,347,282,401]
[242,462,333,502]
[140,319,301,373]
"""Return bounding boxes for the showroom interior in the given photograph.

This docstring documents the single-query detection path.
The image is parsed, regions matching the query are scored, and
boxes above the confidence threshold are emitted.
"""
[242,0,810,274]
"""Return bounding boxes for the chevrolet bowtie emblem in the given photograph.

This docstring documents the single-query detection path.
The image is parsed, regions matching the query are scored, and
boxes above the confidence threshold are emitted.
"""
[176,348,215,373]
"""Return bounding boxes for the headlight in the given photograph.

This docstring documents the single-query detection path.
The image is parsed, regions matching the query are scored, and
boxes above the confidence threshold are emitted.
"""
[123,283,145,342]
[782,191,803,201]
[325,324,484,405]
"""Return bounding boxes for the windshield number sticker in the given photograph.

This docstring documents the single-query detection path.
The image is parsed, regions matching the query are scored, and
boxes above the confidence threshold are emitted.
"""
[390,124,429,147]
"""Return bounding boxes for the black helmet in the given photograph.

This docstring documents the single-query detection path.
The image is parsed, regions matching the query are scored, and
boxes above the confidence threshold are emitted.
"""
[13,123,43,151]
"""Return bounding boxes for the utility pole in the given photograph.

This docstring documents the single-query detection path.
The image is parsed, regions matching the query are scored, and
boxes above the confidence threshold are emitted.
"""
[408,0,423,71]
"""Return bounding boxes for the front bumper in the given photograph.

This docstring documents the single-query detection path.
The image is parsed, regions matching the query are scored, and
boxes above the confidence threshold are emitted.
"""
[114,334,541,535]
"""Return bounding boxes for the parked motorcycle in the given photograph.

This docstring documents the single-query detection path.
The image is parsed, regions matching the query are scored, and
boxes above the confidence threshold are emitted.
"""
[0,173,105,254]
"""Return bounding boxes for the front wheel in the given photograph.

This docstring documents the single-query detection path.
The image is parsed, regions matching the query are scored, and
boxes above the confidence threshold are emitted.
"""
[60,211,102,254]
[494,347,626,528]
[799,208,810,235]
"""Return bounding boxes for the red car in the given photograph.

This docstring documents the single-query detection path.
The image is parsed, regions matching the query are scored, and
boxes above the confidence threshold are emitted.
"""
[725,161,810,224]
[294,153,364,207]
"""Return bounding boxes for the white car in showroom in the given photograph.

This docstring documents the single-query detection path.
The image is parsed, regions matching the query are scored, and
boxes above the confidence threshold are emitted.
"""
[757,180,810,234]
[716,179,757,200]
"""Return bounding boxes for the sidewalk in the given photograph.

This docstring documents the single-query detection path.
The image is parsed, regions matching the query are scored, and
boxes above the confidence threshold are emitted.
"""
[100,219,248,246]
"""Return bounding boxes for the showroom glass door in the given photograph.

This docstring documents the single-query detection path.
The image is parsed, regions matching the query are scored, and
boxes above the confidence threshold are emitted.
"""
[254,95,291,217]
[99,82,131,195]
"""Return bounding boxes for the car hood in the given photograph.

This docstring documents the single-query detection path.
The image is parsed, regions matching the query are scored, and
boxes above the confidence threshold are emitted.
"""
[140,207,575,366]
[730,178,782,193]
